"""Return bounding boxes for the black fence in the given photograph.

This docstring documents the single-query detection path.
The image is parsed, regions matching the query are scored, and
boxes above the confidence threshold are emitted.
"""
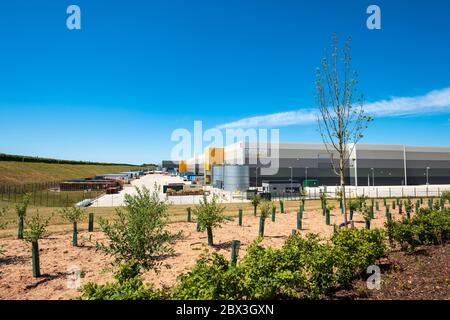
[0,182,103,207]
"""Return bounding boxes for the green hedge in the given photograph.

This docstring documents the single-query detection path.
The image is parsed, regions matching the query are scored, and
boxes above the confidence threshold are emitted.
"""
[0,153,136,166]
[172,229,386,300]
[80,229,387,300]
[386,209,450,252]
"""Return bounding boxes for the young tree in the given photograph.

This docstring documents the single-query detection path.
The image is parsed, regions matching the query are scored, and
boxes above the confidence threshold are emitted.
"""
[23,211,51,277]
[347,198,360,221]
[359,201,371,229]
[258,200,274,237]
[316,33,373,225]
[194,195,225,246]
[319,192,327,210]
[96,187,179,275]
[15,193,31,239]
[59,207,85,246]
[300,190,306,207]
[441,191,450,203]
[0,207,7,229]
[251,194,261,216]
[0,207,8,257]
[404,198,413,220]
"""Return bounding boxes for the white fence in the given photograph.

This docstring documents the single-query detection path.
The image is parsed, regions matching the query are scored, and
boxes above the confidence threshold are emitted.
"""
[166,187,248,204]
[305,184,450,199]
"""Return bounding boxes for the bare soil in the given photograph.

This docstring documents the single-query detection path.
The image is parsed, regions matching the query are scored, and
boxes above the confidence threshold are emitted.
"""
[333,243,450,300]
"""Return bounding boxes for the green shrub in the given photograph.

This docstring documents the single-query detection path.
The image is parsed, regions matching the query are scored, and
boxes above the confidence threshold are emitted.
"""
[432,200,441,211]
[80,261,166,300]
[193,195,225,246]
[347,198,360,212]
[0,207,8,256]
[96,186,180,273]
[174,235,335,300]
[386,209,450,252]
[441,191,450,202]
[239,234,335,299]
[173,253,242,300]
[173,229,386,300]
[331,228,386,286]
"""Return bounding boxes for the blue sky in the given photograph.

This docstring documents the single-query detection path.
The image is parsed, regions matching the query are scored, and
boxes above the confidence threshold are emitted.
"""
[0,0,449,164]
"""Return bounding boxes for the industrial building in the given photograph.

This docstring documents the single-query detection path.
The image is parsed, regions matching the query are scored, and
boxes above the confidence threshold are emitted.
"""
[174,142,450,193]
[160,160,179,172]
[59,179,122,192]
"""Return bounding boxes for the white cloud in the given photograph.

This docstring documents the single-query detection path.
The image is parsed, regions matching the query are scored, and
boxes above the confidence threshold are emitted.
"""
[218,109,317,129]
[217,87,450,129]
[365,87,450,116]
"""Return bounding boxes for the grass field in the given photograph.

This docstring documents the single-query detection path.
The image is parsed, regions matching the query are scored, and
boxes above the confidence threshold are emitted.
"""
[0,190,104,207]
[0,161,141,185]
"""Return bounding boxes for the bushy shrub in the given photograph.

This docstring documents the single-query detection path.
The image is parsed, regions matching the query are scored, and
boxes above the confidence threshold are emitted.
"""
[441,191,450,202]
[173,229,386,300]
[80,261,166,300]
[96,186,180,272]
[347,198,360,212]
[386,209,450,252]
[331,228,386,286]
[173,253,242,300]
[239,234,335,299]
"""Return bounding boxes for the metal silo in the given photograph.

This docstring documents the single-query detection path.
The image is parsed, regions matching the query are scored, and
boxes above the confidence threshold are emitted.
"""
[212,165,223,189]
[223,165,250,192]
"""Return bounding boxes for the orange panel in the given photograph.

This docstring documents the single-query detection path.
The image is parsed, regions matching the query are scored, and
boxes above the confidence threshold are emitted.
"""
[179,160,187,173]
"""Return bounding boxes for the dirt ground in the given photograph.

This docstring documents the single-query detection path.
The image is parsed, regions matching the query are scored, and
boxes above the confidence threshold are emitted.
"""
[0,205,430,300]
[333,243,450,300]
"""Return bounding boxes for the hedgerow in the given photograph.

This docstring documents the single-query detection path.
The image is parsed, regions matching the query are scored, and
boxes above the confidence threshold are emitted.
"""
[172,229,386,300]
[386,209,450,252]
[80,262,167,300]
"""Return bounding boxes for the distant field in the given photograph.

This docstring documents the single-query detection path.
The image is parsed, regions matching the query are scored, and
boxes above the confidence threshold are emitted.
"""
[0,161,140,185]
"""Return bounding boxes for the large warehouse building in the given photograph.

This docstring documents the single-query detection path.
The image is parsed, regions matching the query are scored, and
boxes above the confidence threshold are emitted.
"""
[170,142,450,192]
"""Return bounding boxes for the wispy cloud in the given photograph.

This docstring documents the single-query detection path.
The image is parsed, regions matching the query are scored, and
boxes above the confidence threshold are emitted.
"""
[218,87,450,129]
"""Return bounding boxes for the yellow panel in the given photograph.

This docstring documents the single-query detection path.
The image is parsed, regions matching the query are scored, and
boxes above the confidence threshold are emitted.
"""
[204,148,224,172]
